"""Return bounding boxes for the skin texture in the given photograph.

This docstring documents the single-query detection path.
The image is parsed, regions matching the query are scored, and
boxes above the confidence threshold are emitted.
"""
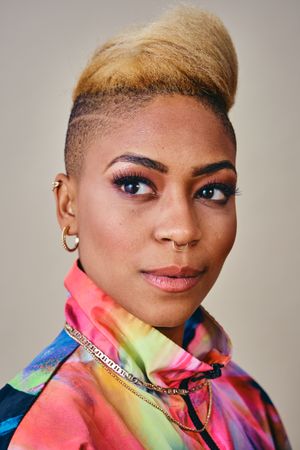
[54,94,237,346]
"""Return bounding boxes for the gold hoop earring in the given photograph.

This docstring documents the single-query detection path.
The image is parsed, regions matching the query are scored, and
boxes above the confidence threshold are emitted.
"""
[62,225,79,252]
[172,241,189,252]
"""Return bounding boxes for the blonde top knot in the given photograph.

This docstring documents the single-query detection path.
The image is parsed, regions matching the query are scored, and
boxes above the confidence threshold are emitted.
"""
[72,5,238,113]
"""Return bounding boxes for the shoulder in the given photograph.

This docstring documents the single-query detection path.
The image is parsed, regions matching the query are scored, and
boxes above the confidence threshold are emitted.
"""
[0,329,78,449]
[219,360,291,449]
[222,360,276,407]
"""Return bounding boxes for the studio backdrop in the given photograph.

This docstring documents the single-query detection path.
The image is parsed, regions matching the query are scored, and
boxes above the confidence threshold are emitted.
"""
[0,0,299,447]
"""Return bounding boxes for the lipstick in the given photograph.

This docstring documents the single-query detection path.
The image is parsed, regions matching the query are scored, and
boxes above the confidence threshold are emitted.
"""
[141,265,205,293]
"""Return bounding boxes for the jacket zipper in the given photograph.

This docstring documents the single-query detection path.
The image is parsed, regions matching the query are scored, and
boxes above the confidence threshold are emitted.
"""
[179,378,220,450]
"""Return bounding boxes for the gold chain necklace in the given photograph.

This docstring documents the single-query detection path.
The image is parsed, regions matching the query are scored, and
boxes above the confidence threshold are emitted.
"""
[64,322,213,433]
[65,322,207,395]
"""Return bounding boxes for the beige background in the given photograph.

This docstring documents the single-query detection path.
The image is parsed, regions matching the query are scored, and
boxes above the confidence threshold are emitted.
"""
[0,0,299,447]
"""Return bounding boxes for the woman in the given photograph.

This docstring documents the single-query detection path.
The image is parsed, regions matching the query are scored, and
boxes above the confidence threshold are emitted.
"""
[0,5,291,450]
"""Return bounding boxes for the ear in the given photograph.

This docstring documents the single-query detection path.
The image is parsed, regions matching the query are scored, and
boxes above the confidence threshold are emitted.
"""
[53,173,78,235]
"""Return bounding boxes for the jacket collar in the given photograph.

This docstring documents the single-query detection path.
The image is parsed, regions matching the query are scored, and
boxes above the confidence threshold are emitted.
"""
[64,259,232,388]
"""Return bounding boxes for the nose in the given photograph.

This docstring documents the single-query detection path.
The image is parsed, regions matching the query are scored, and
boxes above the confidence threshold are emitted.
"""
[153,193,202,248]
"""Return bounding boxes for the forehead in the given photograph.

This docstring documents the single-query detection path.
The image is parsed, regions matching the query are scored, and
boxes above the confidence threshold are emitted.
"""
[84,94,236,175]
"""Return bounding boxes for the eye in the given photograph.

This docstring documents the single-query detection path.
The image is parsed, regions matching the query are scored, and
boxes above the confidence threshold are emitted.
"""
[196,182,237,204]
[112,173,156,196]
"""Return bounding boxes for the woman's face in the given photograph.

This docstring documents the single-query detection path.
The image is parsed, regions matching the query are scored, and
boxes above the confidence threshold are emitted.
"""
[57,94,237,333]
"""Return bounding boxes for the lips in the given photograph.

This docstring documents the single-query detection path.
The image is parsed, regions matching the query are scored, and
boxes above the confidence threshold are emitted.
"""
[143,265,202,277]
[141,265,205,293]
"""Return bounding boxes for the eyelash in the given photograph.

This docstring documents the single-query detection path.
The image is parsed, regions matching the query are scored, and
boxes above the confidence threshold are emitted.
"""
[112,170,156,193]
[111,170,239,203]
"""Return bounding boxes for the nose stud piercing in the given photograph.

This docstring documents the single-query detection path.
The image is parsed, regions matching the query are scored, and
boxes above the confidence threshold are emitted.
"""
[172,241,189,252]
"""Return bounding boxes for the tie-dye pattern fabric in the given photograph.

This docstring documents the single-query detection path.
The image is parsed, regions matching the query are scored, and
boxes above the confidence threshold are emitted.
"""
[0,260,291,449]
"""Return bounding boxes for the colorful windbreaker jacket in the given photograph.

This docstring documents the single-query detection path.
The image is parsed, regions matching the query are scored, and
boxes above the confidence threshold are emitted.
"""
[0,260,291,450]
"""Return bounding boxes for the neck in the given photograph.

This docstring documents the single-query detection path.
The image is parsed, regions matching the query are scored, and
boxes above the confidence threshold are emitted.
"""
[155,324,185,347]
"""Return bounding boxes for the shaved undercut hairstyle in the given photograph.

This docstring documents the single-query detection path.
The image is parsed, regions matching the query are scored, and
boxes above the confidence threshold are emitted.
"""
[64,5,238,178]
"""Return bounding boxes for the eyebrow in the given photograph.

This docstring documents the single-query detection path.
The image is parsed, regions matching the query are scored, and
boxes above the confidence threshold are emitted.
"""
[105,152,237,176]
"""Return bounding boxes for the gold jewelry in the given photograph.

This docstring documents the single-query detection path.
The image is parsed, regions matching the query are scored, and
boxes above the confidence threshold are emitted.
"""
[64,322,212,433]
[65,322,206,395]
[52,180,62,191]
[172,241,189,252]
[62,226,79,252]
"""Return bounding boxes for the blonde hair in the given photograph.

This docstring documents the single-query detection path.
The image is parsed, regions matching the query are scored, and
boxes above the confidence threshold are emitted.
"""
[65,4,238,176]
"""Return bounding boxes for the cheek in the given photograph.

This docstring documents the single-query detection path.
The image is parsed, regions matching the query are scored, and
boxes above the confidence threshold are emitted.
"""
[205,207,237,262]
[77,188,143,255]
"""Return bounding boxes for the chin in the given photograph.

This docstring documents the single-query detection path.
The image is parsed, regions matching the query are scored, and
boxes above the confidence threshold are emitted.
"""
[138,306,196,329]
